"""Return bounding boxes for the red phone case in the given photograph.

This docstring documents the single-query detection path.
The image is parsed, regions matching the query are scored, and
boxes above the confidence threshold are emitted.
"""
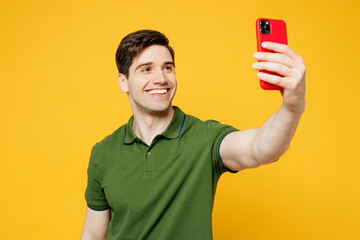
[256,18,288,90]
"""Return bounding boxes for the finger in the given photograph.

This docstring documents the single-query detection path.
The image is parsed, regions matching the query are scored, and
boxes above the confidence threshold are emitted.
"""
[252,62,294,78]
[253,52,296,69]
[261,42,304,64]
[257,72,292,89]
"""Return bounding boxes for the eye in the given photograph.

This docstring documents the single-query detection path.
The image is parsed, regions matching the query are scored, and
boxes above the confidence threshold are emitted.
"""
[164,66,173,71]
[141,67,151,72]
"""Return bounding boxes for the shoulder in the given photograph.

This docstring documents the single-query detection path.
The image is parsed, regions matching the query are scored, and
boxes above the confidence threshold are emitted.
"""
[181,113,211,134]
[92,124,126,153]
[183,113,222,127]
[182,113,238,137]
[89,124,126,171]
[183,113,202,126]
[184,113,231,129]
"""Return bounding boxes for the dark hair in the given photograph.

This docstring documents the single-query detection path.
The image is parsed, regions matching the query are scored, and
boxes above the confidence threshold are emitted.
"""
[115,30,175,78]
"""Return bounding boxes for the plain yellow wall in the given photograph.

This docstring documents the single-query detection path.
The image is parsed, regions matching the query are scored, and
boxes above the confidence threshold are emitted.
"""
[1,0,359,239]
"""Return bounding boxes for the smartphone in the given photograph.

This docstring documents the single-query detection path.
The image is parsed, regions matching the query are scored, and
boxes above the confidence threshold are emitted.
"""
[256,18,288,90]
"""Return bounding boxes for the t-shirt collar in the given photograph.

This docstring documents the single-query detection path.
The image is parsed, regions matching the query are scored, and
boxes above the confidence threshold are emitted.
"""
[123,106,186,144]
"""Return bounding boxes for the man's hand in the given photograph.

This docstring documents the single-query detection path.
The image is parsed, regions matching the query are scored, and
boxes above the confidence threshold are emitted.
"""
[252,42,306,114]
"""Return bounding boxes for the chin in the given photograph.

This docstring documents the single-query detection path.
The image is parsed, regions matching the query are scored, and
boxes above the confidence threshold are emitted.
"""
[132,100,173,116]
[146,104,173,115]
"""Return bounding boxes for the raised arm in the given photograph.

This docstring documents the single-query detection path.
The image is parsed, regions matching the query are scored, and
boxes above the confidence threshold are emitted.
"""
[220,42,306,171]
[80,206,111,240]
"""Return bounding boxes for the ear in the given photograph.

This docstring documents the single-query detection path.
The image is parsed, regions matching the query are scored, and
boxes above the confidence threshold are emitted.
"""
[117,73,129,93]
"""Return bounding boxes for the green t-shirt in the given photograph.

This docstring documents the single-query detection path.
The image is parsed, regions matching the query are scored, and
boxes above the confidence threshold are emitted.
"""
[85,106,239,239]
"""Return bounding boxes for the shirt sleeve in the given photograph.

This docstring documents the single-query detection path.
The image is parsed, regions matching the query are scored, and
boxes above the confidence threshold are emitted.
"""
[205,120,240,175]
[84,144,110,211]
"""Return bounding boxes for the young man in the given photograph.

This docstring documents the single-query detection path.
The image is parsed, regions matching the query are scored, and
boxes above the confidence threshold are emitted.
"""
[81,30,306,240]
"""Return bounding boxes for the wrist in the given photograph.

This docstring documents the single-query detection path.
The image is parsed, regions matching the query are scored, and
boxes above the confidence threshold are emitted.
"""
[280,101,305,120]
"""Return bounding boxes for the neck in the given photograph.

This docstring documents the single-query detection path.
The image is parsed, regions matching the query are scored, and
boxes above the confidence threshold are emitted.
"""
[132,106,175,145]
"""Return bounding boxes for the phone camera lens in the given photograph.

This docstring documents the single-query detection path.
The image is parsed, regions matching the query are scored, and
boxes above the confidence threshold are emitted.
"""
[259,20,270,34]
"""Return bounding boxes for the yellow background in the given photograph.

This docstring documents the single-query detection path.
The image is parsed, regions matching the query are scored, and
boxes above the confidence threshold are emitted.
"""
[1,0,359,239]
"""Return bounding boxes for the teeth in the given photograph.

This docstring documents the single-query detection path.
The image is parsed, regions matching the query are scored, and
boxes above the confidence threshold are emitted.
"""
[148,89,168,95]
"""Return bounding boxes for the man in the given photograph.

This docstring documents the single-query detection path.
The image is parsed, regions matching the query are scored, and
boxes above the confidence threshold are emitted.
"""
[80,30,306,240]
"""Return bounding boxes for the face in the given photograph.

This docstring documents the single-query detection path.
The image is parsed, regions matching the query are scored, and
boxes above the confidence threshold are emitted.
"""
[118,45,177,116]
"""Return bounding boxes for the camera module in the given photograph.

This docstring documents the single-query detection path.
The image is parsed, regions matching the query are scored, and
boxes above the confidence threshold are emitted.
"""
[260,20,271,34]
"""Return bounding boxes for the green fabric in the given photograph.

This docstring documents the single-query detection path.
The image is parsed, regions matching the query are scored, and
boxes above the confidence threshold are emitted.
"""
[85,106,239,240]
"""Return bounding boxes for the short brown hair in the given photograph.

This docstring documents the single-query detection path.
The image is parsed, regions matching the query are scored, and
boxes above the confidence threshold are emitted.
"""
[115,30,175,78]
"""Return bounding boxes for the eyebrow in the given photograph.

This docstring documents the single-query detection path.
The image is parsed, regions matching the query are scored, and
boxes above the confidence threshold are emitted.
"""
[134,61,175,71]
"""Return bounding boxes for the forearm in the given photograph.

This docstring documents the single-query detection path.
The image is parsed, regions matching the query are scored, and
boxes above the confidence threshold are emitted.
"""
[80,232,107,240]
[80,207,110,240]
[253,102,304,164]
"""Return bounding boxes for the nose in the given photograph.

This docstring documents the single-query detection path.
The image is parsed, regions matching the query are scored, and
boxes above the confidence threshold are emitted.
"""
[153,67,166,84]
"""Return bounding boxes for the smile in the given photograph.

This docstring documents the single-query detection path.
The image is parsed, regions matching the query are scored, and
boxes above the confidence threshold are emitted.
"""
[146,88,170,97]
[147,89,167,95]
